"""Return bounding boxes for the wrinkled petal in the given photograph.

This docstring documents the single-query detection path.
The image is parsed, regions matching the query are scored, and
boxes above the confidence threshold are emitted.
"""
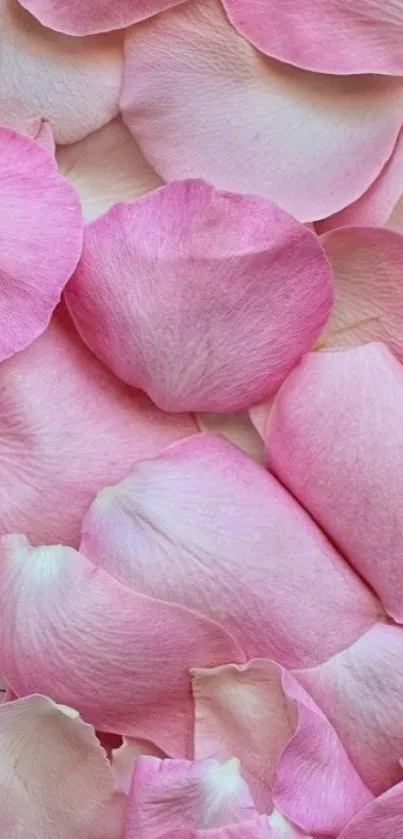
[0,128,82,361]
[192,661,371,833]
[65,179,332,412]
[18,0,186,34]
[0,0,123,143]
[80,433,380,668]
[0,535,245,755]
[57,119,163,222]
[121,0,403,222]
[338,783,403,839]
[111,738,166,794]
[266,343,403,622]
[0,305,196,547]
[196,414,264,464]
[0,694,124,838]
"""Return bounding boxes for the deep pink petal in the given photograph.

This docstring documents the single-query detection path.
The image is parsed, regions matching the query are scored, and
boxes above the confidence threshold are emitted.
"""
[121,0,403,222]
[338,783,403,839]
[18,0,186,34]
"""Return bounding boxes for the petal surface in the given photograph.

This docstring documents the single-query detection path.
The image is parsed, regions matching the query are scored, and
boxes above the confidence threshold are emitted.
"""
[266,343,403,621]
[0,128,82,361]
[65,179,333,412]
[121,0,403,222]
[0,0,123,143]
[19,0,186,34]
[338,783,403,839]
[0,306,196,547]
[0,694,124,838]
[80,433,380,668]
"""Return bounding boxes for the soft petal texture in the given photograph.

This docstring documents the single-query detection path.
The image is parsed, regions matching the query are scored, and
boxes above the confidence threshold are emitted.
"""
[66,179,333,412]
[0,305,196,547]
[19,0,186,34]
[0,535,244,755]
[197,413,264,464]
[266,343,403,621]
[192,661,371,832]
[0,694,124,838]
[111,738,165,794]
[121,0,403,222]
[0,0,123,143]
[57,119,163,222]
[0,128,82,362]
[338,783,403,839]
[297,623,403,794]
[81,433,380,668]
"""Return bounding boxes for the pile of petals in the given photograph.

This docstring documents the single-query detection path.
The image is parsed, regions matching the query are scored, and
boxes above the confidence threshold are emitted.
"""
[2,0,403,836]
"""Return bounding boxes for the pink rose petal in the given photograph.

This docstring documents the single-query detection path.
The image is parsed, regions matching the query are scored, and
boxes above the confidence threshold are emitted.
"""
[18,0,186,35]
[338,783,403,839]
[121,0,403,222]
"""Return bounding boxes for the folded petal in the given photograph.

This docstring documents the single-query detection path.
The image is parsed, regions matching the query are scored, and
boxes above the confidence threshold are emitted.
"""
[80,433,380,668]
[266,343,403,622]
[0,694,124,838]
[65,179,332,412]
[0,305,196,547]
[0,0,123,143]
[338,783,403,839]
[111,738,166,794]
[18,0,186,34]
[0,535,244,755]
[57,119,163,222]
[121,0,403,222]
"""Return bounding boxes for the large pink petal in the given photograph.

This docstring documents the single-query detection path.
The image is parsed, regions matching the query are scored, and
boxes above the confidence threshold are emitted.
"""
[65,179,332,412]
[192,661,371,833]
[0,535,244,755]
[57,119,163,222]
[0,305,196,547]
[266,343,403,622]
[18,0,186,34]
[297,623,403,794]
[0,0,123,143]
[80,433,380,668]
[0,694,125,838]
[222,0,403,75]
[337,783,403,839]
[121,0,403,222]
[0,128,82,361]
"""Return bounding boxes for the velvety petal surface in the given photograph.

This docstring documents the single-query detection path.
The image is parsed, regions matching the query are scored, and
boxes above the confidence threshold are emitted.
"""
[65,179,332,412]
[121,0,403,222]
[338,783,403,839]
[19,0,186,34]
[0,694,125,838]
[0,306,196,547]
[266,343,403,621]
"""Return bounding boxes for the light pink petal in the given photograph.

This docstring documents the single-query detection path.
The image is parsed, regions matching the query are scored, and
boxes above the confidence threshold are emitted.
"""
[112,737,165,794]
[0,694,124,838]
[196,414,264,464]
[338,783,403,839]
[57,119,163,222]
[268,812,311,839]
[297,623,403,794]
[266,343,403,622]
[30,117,56,155]
[121,0,403,223]
[0,0,123,143]
[0,127,82,361]
[19,0,186,34]
[65,179,332,412]
[81,433,379,669]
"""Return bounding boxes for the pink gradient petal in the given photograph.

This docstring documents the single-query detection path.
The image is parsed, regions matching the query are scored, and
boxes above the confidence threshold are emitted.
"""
[0,535,244,755]
[57,119,163,222]
[0,305,196,547]
[121,0,403,222]
[0,0,123,143]
[196,413,264,464]
[81,433,380,668]
[266,343,403,622]
[66,179,332,412]
[0,694,125,838]
[0,127,82,361]
[19,0,186,34]
[111,738,166,794]
[192,661,371,833]
[338,783,403,839]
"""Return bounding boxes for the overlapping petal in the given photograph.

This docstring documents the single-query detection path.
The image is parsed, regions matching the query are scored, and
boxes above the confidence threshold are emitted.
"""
[121,0,403,221]
[18,0,186,35]
[338,782,403,839]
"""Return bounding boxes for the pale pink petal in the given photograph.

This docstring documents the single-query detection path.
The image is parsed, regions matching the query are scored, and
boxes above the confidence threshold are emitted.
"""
[111,737,166,794]
[0,0,123,143]
[192,661,371,833]
[266,343,403,622]
[0,305,196,547]
[30,117,56,155]
[121,0,403,222]
[65,179,332,412]
[196,414,264,464]
[0,535,244,755]
[338,783,403,839]
[19,0,186,34]
[0,128,82,361]
[268,812,311,839]
[0,694,124,838]
[57,119,163,222]
[80,433,380,668]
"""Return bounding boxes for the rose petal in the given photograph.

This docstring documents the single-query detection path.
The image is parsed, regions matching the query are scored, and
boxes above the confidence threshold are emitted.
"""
[65,178,333,412]
[338,783,403,839]
[0,305,196,547]
[111,738,166,794]
[266,343,403,622]
[121,0,403,222]
[18,0,186,35]
[0,0,123,143]
[57,119,163,222]
[0,694,124,838]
